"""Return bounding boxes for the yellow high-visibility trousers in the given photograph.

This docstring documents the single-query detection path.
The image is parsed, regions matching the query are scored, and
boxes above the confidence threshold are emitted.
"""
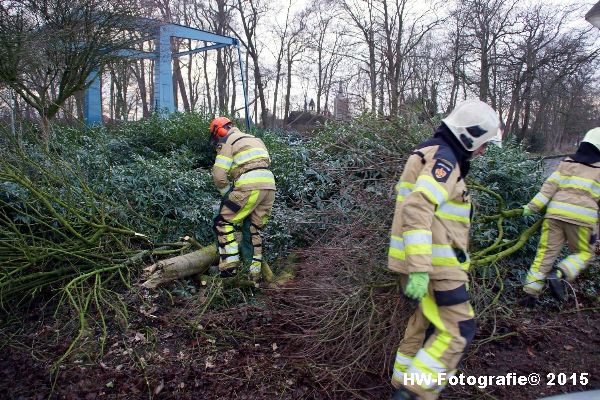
[392,280,475,400]
[524,218,593,297]
[214,189,275,272]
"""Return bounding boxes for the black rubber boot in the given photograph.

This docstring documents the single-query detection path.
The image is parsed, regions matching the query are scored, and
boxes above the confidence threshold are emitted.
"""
[547,269,565,301]
[518,295,539,308]
[219,267,238,278]
[391,386,418,400]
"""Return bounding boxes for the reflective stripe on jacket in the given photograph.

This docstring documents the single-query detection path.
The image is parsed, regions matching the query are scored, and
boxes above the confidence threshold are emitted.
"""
[388,142,471,282]
[212,127,276,193]
[527,158,600,228]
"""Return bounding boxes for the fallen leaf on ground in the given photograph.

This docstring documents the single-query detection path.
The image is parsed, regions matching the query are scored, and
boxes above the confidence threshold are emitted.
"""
[154,380,164,395]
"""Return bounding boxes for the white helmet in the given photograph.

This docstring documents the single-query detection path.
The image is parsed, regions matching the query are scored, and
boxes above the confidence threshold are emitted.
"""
[582,127,600,151]
[442,99,501,151]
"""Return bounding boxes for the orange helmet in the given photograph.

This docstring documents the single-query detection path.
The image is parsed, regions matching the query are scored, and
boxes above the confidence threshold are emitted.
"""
[209,117,232,142]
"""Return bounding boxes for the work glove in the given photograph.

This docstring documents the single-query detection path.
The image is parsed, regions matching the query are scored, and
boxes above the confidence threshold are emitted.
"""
[404,272,429,300]
[522,205,533,217]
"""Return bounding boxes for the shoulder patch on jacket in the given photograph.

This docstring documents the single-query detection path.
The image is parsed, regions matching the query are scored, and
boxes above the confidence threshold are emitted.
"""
[433,144,458,167]
[432,159,453,182]
[415,138,439,151]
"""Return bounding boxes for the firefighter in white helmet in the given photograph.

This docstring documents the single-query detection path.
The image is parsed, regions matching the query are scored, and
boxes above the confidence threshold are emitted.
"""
[520,127,600,307]
[388,99,501,400]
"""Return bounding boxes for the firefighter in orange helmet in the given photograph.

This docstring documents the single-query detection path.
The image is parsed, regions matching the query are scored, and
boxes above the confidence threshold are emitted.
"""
[209,117,276,282]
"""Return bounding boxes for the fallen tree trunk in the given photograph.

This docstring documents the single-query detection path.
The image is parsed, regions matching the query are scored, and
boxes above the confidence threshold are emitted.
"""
[142,245,218,289]
[141,242,277,288]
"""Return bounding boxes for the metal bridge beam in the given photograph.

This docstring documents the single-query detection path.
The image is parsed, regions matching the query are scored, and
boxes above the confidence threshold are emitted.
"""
[153,25,174,114]
[84,21,249,127]
[84,70,102,125]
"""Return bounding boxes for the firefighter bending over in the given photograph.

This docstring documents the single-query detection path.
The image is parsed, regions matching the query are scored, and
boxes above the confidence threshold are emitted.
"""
[209,117,276,282]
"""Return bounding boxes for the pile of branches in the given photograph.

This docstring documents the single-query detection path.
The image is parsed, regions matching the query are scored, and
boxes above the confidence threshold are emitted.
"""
[0,137,279,337]
[267,214,408,398]
[0,144,194,350]
[267,134,542,398]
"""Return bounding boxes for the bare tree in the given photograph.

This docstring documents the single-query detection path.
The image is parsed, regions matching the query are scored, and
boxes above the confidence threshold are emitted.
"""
[231,0,270,127]
[208,0,232,114]
[108,60,133,120]
[458,0,519,105]
[305,1,349,115]
[407,34,443,119]
[492,4,599,143]
[282,10,307,123]
[267,0,294,128]
[0,0,138,139]
[379,0,439,116]
[442,4,470,112]
[131,58,151,118]
[340,0,378,114]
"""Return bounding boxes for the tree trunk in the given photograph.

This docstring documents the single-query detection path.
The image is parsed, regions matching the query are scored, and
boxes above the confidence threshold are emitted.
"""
[40,113,51,144]
[203,53,212,114]
[217,48,228,114]
[479,48,490,101]
[187,40,196,110]
[149,60,155,113]
[378,50,385,116]
[141,243,275,288]
[368,31,376,114]
[253,62,267,127]
[504,68,523,141]
[174,59,190,112]
[518,75,534,141]
[271,58,282,128]
[132,60,150,118]
[141,245,218,289]
[74,90,84,121]
[109,76,114,120]
[284,53,293,123]
[230,50,237,117]
[382,0,398,116]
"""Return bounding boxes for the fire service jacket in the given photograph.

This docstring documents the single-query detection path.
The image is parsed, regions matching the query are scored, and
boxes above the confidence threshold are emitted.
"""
[527,157,600,229]
[212,127,276,196]
[388,140,472,282]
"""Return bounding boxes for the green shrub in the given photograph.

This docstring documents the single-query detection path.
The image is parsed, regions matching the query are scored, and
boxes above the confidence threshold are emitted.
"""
[45,114,317,257]
[2,113,548,286]
[470,140,545,258]
[116,112,212,160]
[298,113,431,219]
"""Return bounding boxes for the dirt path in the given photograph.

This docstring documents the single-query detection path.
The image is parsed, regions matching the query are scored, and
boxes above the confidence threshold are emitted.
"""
[448,308,600,399]
[2,295,600,399]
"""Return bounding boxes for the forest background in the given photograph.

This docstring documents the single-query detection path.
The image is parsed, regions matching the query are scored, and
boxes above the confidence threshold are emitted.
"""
[1,0,600,399]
